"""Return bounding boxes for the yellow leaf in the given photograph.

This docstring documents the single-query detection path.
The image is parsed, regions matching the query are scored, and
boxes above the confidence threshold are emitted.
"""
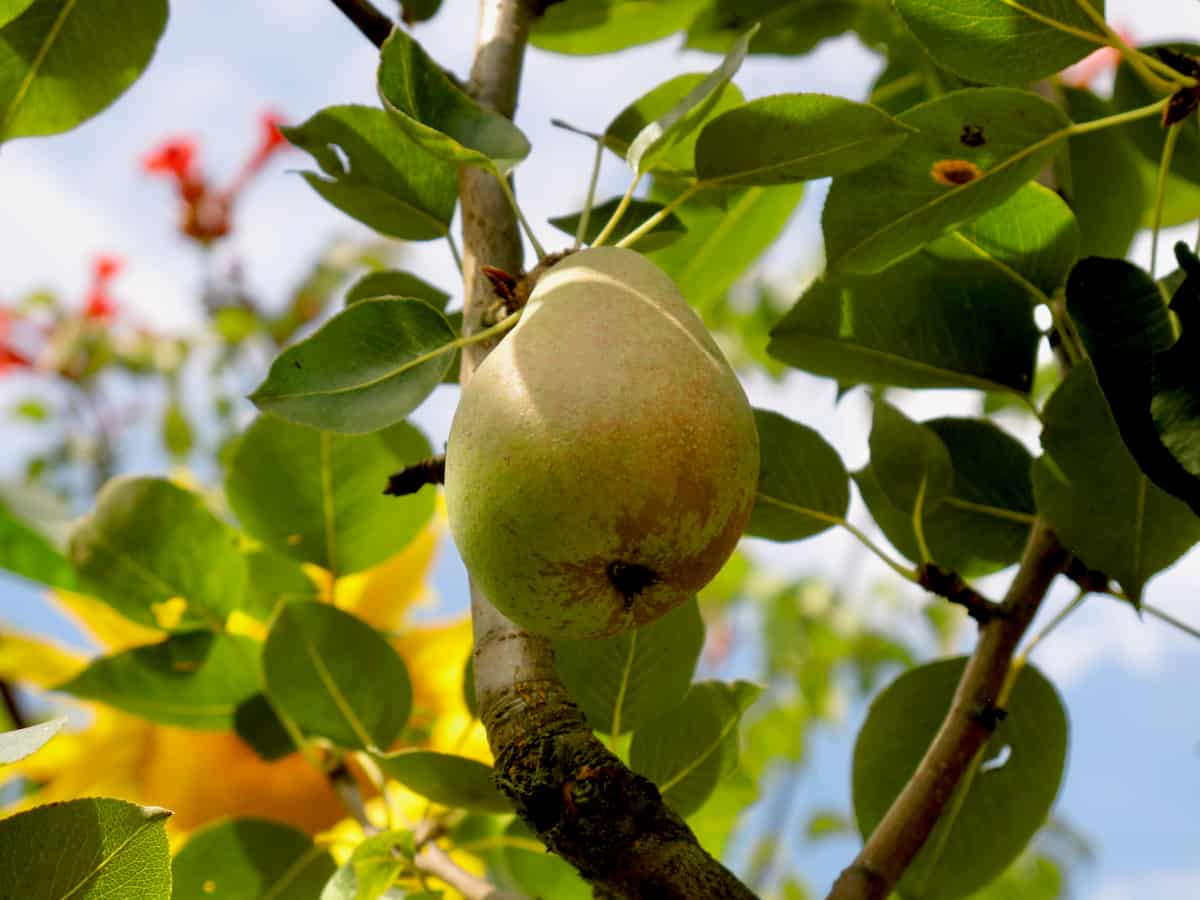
[0,632,85,688]
[225,610,267,641]
[150,596,188,630]
[49,589,162,651]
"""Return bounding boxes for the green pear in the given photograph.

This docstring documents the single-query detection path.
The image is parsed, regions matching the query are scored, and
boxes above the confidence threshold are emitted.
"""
[445,246,759,639]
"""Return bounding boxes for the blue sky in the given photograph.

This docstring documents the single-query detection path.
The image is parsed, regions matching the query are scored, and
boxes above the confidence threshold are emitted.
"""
[2,1,1200,896]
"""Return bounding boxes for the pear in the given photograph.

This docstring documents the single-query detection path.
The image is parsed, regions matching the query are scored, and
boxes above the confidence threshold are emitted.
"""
[445,246,759,639]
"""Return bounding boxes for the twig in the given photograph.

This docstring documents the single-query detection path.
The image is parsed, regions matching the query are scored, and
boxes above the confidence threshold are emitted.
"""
[455,2,756,897]
[384,456,445,497]
[329,759,378,835]
[326,0,394,48]
[917,563,1007,624]
[0,681,25,729]
[827,521,1068,900]
[413,824,527,900]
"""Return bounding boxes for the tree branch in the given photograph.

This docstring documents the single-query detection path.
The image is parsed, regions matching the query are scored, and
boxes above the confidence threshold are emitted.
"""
[827,521,1068,900]
[456,2,755,897]
[326,0,394,48]
[917,563,1007,624]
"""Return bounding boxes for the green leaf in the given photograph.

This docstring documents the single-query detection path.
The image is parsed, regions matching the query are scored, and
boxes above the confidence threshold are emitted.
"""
[605,73,745,179]
[1032,364,1200,603]
[162,401,193,460]
[1060,87,1148,259]
[822,88,1070,274]
[233,693,296,761]
[0,1,36,28]
[531,0,705,55]
[251,299,456,434]
[853,658,1068,900]
[552,598,704,736]
[0,0,168,141]
[345,271,450,308]
[869,402,954,514]
[548,197,686,251]
[398,0,441,23]
[485,820,591,900]
[626,26,755,175]
[647,183,803,310]
[241,547,319,621]
[226,417,434,577]
[894,0,1106,86]
[0,798,170,899]
[772,183,1068,392]
[68,476,247,631]
[377,28,530,175]
[172,818,336,900]
[857,418,1036,576]
[0,716,65,764]
[374,750,510,813]
[320,830,410,900]
[262,602,412,751]
[695,94,913,185]
[58,631,260,730]
[1066,251,1200,518]
[1114,43,1200,190]
[0,500,76,589]
[630,680,762,816]
[281,105,459,241]
[686,0,860,56]
[748,409,849,541]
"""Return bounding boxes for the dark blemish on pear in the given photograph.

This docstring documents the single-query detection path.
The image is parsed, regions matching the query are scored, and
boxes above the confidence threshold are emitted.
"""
[960,124,985,147]
[606,561,660,610]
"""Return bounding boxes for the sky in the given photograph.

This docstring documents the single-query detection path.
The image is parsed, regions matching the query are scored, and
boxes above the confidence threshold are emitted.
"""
[2,0,1200,896]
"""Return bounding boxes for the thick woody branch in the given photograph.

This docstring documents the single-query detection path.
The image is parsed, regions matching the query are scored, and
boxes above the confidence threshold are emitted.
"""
[827,522,1068,900]
[457,2,754,897]
[326,0,394,48]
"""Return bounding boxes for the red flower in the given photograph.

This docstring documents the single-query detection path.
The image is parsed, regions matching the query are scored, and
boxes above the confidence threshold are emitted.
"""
[142,136,198,181]
[84,254,124,321]
[250,109,288,170]
[0,345,31,375]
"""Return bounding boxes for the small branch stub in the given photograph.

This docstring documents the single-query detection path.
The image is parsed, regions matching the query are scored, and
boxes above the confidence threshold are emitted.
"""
[384,456,445,497]
[917,562,1007,624]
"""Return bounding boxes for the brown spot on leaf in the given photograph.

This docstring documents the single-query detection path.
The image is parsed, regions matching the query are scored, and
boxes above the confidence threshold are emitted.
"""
[931,159,983,186]
[960,124,986,147]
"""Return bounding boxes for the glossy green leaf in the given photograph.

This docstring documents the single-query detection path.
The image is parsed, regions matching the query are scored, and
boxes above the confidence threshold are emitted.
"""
[68,476,247,631]
[1114,44,1200,190]
[1032,365,1200,603]
[226,416,434,577]
[857,418,1035,576]
[854,658,1068,900]
[59,631,260,730]
[0,798,170,899]
[233,693,296,761]
[282,105,458,241]
[262,601,412,750]
[486,820,591,900]
[375,749,510,813]
[695,94,912,185]
[869,402,954,515]
[173,818,336,900]
[626,26,755,175]
[161,402,193,460]
[345,271,449,308]
[251,299,455,434]
[686,0,859,56]
[548,197,686,251]
[895,0,1105,86]
[531,0,705,54]
[630,680,762,816]
[241,547,319,621]
[552,598,704,736]
[648,183,803,310]
[823,88,1069,274]
[0,0,168,141]
[605,74,744,179]
[377,28,530,174]
[1066,251,1200,518]
[1060,87,1147,259]
[0,1,35,27]
[0,500,75,589]
[320,830,410,900]
[0,716,64,764]
[748,409,849,541]
[398,0,441,23]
